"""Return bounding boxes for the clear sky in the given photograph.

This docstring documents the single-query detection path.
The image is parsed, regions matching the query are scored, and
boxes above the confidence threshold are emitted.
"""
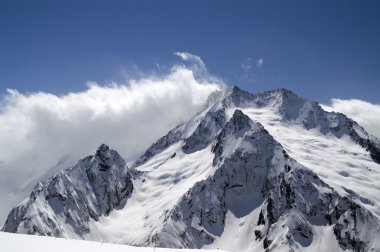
[1,0,379,103]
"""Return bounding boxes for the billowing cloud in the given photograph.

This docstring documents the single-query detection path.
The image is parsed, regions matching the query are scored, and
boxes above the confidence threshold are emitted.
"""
[173,52,213,83]
[322,99,380,138]
[0,55,223,223]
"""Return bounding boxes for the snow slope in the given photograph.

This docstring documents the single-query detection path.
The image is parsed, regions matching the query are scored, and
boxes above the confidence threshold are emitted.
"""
[88,143,216,245]
[3,86,380,252]
[239,106,380,218]
[0,232,222,252]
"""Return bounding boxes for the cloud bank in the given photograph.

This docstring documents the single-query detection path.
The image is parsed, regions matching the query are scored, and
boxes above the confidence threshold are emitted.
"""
[322,99,380,138]
[0,53,223,223]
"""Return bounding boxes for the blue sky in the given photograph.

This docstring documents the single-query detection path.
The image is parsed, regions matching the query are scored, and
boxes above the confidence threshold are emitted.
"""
[1,0,379,103]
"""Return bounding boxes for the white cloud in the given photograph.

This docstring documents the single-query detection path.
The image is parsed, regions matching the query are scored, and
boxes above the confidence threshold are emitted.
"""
[321,99,380,138]
[256,58,264,68]
[173,52,214,83]
[0,58,223,222]
[174,52,206,70]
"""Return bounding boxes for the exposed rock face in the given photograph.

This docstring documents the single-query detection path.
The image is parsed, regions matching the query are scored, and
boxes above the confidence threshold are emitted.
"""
[2,144,133,237]
[182,107,226,154]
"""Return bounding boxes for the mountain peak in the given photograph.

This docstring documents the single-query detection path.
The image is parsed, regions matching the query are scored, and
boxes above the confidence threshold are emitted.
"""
[220,86,255,107]
[92,144,114,171]
[97,143,109,151]
[228,85,250,96]
[229,109,252,131]
[231,108,246,117]
[94,143,110,156]
[268,88,305,105]
[231,85,241,92]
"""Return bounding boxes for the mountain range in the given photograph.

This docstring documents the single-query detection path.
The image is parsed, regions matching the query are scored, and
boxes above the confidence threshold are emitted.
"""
[2,86,380,252]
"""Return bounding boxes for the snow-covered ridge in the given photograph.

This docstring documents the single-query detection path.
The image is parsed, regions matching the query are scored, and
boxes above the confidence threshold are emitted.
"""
[235,86,380,163]
[137,86,380,166]
[2,86,380,252]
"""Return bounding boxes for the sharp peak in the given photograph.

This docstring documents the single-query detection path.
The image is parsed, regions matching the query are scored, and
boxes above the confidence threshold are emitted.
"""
[205,86,250,107]
[231,109,247,118]
[231,85,241,91]
[92,144,112,158]
[211,85,255,106]
[230,109,265,128]
[227,85,250,95]
[97,143,110,152]
[227,109,255,130]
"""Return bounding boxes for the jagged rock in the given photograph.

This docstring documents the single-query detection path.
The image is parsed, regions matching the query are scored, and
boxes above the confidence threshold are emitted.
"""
[2,144,133,237]
[182,107,226,154]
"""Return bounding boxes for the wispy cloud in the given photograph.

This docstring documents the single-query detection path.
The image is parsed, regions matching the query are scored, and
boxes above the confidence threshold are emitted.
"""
[0,54,223,222]
[322,99,380,138]
[256,58,264,68]
[174,52,206,71]
[240,57,264,83]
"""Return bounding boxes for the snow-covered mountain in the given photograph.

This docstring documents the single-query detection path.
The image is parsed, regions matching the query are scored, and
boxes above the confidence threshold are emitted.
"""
[3,86,380,252]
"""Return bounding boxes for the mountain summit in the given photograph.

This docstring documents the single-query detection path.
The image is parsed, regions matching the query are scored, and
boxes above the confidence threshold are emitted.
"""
[3,87,380,252]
